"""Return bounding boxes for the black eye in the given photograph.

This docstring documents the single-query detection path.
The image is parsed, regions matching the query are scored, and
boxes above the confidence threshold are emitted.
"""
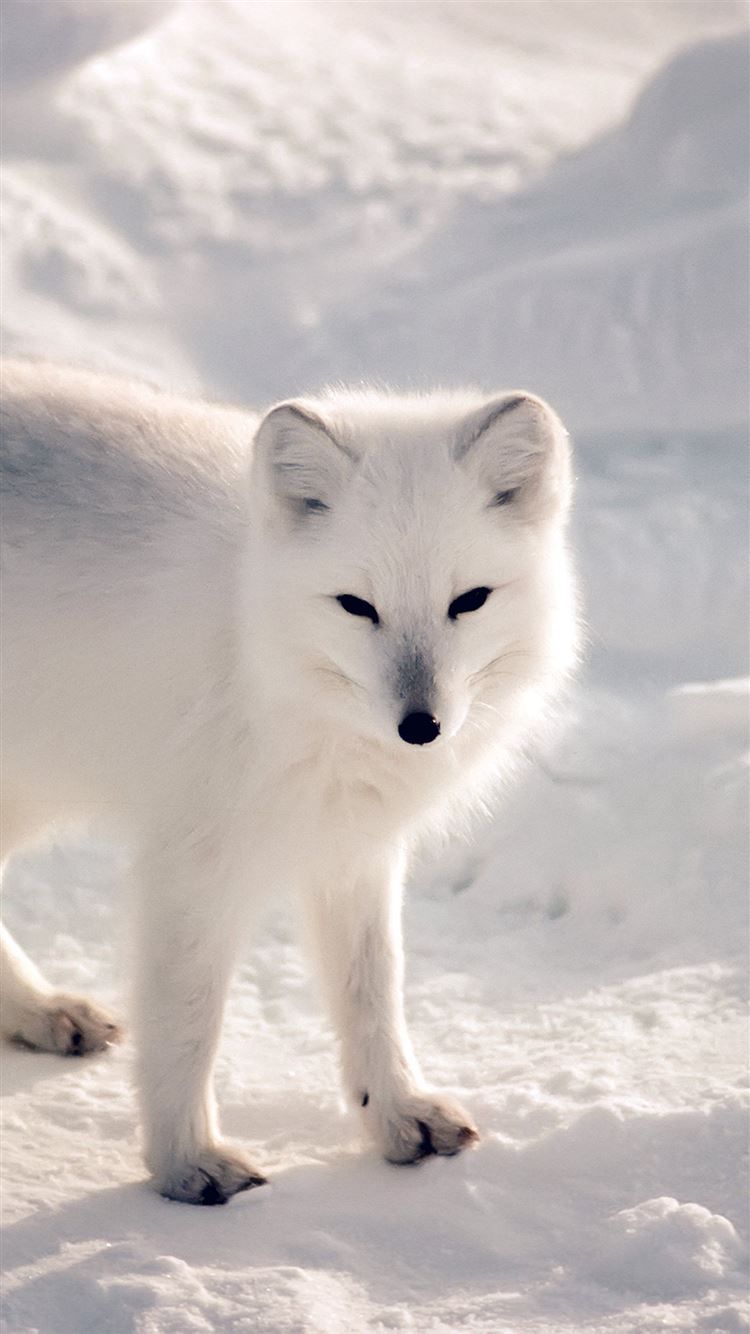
[336,594,379,625]
[448,586,492,620]
[494,489,517,507]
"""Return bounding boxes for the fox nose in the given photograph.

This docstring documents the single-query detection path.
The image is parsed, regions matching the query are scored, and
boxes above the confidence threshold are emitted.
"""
[398,711,441,746]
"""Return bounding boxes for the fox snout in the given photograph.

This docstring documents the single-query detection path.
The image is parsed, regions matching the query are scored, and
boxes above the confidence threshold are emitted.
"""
[394,645,442,745]
[398,711,441,746]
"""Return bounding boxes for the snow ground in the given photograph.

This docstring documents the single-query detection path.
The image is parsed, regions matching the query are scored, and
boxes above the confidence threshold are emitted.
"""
[1,2,748,1332]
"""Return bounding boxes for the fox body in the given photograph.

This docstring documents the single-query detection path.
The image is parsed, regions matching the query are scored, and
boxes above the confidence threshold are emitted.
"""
[0,360,577,1203]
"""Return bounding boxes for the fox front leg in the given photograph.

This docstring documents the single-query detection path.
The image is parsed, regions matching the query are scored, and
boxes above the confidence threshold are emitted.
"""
[132,830,267,1205]
[304,853,479,1163]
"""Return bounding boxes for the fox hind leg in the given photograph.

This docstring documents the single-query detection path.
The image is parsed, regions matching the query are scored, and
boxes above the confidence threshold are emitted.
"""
[0,920,122,1055]
[0,812,122,1055]
[0,917,121,1051]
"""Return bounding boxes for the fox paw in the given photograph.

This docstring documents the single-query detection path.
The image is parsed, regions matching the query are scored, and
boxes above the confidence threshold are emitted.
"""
[367,1090,479,1164]
[152,1144,268,1206]
[10,993,122,1056]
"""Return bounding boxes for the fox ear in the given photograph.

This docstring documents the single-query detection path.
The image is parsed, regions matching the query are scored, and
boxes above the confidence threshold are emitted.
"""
[254,401,357,518]
[456,392,571,516]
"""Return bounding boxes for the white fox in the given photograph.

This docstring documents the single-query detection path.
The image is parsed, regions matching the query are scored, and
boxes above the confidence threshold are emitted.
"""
[0,361,577,1204]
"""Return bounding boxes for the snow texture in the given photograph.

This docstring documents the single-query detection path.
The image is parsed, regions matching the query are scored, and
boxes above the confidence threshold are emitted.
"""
[1,2,748,1331]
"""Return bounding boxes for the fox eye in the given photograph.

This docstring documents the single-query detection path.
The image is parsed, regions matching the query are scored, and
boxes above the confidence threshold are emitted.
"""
[448,586,492,620]
[336,594,379,625]
[494,489,517,506]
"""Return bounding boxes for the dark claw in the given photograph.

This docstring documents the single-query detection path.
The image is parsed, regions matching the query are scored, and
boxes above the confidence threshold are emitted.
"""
[238,1174,268,1192]
[361,1092,369,1107]
[415,1119,437,1159]
[198,1173,228,1206]
[196,1170,266,1205]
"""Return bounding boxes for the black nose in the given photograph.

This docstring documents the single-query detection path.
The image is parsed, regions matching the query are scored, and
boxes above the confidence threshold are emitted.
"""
[398,712,441,746]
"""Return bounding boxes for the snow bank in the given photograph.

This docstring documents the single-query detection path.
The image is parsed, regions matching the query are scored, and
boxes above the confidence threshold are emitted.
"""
[0,0,176,86]
[1,1,747,431]
[329,29,749,432]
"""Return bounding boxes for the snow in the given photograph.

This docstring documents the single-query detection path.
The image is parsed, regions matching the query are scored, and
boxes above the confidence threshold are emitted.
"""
[1,2,748,1331]
[592,1198,745,1301]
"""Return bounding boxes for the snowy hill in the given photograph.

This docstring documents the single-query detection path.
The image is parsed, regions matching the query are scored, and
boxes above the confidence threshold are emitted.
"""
[343,30,749,433]
[1,3,748,1332]
[2,0,747,423]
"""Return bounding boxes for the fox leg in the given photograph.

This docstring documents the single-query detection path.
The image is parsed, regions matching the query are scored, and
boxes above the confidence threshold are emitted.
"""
[0,807,122,1055]
[304,852,479,1163]
[0,919,122,1055]
[133,824,267,1204]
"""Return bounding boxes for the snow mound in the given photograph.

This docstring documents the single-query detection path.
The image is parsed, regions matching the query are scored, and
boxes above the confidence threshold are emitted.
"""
[0,168,156,318]
[627,29,748,199]
[0,168,194,385]
[1,4,747,429]
[592,1197,747,1300]
[0,0,176,85]
[333,29,749,433]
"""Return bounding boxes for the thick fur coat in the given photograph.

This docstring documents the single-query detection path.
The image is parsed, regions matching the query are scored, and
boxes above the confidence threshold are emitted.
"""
[0,361,577,1203]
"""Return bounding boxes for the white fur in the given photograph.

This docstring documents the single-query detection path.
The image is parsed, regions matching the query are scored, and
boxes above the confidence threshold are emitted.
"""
[0,361,578,1203]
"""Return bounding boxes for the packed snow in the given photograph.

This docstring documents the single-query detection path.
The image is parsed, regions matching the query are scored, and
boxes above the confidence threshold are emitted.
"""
[1,2,748,1331]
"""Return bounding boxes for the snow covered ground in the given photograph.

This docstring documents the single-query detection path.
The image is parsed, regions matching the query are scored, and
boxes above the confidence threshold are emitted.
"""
[1,2,748,1331]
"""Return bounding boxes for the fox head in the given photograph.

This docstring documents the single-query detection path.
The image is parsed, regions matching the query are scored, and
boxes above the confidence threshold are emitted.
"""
[247,390,577,757]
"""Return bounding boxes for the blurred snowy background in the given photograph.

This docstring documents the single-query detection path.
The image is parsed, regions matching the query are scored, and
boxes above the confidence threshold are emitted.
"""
[1,3,748,1332]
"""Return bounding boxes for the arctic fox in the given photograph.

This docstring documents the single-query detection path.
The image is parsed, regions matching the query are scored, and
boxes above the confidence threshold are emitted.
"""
[0,361,577,1204]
